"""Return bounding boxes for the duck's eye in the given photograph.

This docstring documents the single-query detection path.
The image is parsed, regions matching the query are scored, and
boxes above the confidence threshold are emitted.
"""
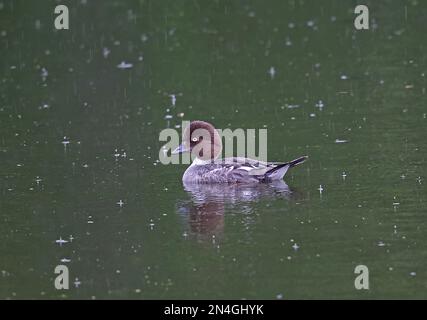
[191,137,198,142]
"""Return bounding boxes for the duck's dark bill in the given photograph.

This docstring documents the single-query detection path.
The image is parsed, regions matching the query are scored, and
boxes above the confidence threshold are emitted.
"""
[172,144,190,154]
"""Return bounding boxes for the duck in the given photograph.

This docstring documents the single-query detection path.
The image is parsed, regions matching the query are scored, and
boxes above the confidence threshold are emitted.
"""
[172,120,307,184]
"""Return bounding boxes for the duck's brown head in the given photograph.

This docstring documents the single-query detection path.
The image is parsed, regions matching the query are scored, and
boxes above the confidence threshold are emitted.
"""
[172,121,222,161]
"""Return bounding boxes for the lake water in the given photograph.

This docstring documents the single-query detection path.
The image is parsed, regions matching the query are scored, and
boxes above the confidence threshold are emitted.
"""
[1,0,426,299]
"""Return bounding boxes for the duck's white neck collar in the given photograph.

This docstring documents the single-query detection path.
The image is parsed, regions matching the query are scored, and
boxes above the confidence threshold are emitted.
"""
[191,157,213,166]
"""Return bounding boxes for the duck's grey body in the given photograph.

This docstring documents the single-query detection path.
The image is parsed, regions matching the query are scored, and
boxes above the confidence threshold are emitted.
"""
[183,156,307,184]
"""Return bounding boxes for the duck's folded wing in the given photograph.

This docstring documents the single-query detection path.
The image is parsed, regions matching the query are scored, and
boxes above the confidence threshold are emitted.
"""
[200,165,247,183]
[210,158,276,180]
[203,156,307,182]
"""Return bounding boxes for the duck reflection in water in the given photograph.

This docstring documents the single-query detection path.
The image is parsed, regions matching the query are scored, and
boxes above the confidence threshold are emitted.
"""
[176,180,298,241]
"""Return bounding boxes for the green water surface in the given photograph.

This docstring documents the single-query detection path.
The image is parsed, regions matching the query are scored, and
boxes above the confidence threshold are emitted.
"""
[1,0,426,299]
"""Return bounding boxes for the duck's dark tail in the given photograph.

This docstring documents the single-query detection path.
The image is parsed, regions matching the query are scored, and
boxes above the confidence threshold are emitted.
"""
[265,156,308,181]
[286,155,308,168]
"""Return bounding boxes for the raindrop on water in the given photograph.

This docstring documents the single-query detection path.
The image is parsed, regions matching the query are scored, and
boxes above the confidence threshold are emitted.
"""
[268,66,276,79]
[62,137,70,150]
[117,61,133,69]
[102,47,110,58]
[55,237,69,247]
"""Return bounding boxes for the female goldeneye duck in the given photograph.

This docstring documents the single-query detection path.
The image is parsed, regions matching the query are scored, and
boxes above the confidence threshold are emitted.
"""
[172,120,308,184]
